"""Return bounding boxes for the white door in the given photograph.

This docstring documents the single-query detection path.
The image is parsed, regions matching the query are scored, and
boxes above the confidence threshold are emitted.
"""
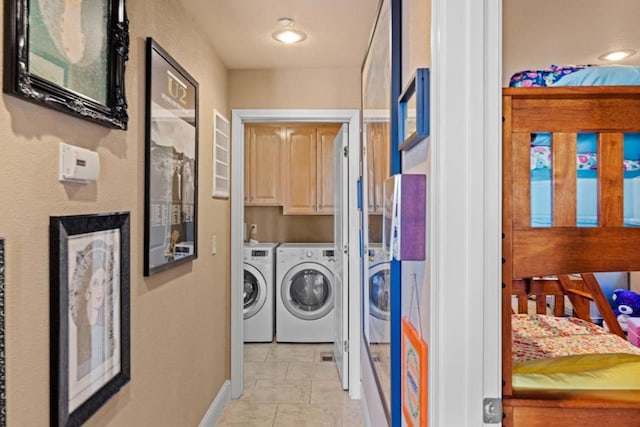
[333,124,349,389]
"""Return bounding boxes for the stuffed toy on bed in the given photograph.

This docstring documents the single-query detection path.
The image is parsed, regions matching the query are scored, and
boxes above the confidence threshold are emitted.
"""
[611,289,640,332]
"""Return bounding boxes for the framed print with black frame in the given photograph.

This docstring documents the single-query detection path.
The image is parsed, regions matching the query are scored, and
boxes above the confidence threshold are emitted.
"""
[144,38,199,276]
[3,0,129,129]
[50,212,130,427]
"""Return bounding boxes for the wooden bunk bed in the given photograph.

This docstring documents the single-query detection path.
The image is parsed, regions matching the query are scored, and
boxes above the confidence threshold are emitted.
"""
[502,86,640,426]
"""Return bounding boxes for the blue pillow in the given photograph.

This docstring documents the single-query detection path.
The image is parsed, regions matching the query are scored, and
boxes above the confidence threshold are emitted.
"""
[552,66,640,86]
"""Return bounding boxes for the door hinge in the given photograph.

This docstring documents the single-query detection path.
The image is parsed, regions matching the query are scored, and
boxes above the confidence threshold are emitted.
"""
[482,398,503,423]
[344,339,349,352]
[343,244,349,255]
[343,146,348,157]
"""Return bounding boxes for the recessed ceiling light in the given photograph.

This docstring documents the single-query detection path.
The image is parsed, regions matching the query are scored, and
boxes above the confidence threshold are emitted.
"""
[272,18,307,44]
[598,49,636,62]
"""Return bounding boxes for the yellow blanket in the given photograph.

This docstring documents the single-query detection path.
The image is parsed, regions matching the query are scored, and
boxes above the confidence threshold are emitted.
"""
[512,314,640,402]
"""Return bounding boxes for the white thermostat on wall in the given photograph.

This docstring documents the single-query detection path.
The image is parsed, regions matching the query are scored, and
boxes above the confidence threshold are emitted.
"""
[59,142,100,183]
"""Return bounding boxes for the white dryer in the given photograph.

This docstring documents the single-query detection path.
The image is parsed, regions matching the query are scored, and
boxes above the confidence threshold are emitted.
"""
[368,244,390,343]
[243,243,278,342]
[276,243,336,342]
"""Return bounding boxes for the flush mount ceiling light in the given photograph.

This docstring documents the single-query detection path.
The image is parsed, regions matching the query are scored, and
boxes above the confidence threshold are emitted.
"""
[272,18,307,44]
[598,49,636,62]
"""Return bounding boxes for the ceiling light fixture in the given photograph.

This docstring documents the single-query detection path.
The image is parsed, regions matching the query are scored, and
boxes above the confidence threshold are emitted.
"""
[598,49,636,62]
[272,18,307,44]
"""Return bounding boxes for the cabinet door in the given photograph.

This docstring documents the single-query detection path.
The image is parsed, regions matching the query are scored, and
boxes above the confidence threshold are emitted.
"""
[316,125,340,214]
[365,124,375,212]
[371,122,390,213]
[246,125,283,206]
[283,126,317,214]
[244,129,251,204]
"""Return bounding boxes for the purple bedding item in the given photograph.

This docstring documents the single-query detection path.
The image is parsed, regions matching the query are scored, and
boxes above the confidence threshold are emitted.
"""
[509,64,596,87]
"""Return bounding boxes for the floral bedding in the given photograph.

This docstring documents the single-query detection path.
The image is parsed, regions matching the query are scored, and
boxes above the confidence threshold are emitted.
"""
[530,146,640,171]
[509,64,596,87]
[512,314,640,363]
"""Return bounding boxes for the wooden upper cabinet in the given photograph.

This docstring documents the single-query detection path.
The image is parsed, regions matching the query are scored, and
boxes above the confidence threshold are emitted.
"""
[367,122,390,214]
[245,122,340,214]
[283,126,318,214]
[245,125,283,206]
[316,126,340,214]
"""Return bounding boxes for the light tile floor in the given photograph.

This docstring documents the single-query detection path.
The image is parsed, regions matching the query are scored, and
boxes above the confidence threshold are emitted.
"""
[216,342,364,426]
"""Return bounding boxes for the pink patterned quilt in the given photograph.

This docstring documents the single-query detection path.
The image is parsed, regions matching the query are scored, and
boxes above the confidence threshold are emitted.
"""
[512,314,640,363]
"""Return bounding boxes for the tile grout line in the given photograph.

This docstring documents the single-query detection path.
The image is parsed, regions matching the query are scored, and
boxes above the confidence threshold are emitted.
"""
[271,403,279,427]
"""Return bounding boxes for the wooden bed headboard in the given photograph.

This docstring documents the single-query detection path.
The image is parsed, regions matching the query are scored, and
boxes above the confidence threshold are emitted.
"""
[502,86,640,413]
[503,86,640,278]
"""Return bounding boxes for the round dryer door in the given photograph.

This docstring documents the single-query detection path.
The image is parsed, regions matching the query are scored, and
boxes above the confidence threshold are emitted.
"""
[369,263,390,320]
[281,262,334,321]
[244,264,267,319]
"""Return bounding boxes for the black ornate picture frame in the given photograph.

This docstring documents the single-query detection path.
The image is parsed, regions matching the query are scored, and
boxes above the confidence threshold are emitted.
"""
[3,0,129,129]
[144,38,199,276]
[50,212,130,426]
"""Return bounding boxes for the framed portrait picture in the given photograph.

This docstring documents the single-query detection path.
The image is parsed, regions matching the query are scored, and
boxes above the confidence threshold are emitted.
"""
[3,0,129,129]
[144,38,199,276]
[50,212,130,427]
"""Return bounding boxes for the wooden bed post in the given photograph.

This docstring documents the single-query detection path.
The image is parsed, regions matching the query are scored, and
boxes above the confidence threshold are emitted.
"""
[502,93,515,400]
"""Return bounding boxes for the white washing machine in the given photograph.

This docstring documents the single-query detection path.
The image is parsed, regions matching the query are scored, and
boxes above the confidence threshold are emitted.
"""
[276,243,336,342]
[243,243,278,342]
[368,244,390,343]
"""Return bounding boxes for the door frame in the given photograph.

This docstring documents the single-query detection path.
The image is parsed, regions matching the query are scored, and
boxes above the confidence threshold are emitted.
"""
[230,109,361,399]
[429,0,502,425]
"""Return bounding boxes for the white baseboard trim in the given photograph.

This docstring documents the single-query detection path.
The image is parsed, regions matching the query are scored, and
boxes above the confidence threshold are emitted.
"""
[199,380,231,427]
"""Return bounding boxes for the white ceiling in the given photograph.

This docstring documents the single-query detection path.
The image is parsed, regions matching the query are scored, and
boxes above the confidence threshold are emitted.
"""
[183,0,640,77]
[181,0,382,70]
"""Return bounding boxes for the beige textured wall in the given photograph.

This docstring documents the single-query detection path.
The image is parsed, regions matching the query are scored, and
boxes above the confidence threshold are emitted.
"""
[2,1,230,425]
[229,68,361,109]
[402,0,431,87]
[503,0,640,85]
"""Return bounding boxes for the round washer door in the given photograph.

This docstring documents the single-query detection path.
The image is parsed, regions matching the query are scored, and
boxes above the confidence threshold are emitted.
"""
[244,263,267,320]
[281,262,334,320]
[369,262,390,320]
